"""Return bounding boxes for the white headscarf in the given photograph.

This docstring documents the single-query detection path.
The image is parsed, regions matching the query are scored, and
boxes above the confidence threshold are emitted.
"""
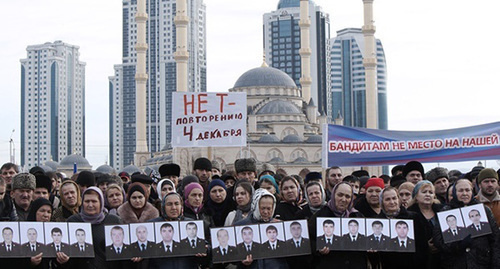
[156,178,176,201]
[251,189,276,221]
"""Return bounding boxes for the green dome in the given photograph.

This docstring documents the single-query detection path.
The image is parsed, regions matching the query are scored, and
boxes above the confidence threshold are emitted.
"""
[277,0,300,9]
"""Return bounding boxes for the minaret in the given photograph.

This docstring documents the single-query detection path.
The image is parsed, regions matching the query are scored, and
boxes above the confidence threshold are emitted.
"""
[362,0,378,129]
[175,0,189,92]
[299,0,312,104]
[134,0,149,166]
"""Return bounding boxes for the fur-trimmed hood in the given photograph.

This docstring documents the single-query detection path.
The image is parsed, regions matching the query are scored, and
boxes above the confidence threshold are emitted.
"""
[117,201,159,223]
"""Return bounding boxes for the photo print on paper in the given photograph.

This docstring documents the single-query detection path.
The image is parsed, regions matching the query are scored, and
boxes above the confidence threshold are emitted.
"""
[283,220,311,256]
[341,218,366,251]
[43,223,70,258]
[154,222,181,258]
[68,223,94,257]
[389,219,415,252]
[366,219,391,251]
[437,208,467,243]
[20,222,45,256]
[129,223,156,258]
[316,218,341,250]
[259,222,286,259]
[210,227,238,263]
[461,204,492,238]
[234,224,262,260]
[179,220,206,255]
[0,222,22,257]
[104,224,131,261]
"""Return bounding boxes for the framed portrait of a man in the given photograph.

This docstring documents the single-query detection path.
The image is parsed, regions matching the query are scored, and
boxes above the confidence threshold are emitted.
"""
[0,222,22,257]
[259,223,286,259]
[20,222,45,257]
[43,223,70,258]
[283,220,310,256]
[104,224,132,260]
[437,209,467,243]
[316,217,341,251]
[210,227,238,263]
[68,223,94,257]
[461,204,492,238]
[129,223,156,258]
[179,220,206,255]
[341,218,366,251]
[389,219,415,252]
[366,219,390,251]
[153,222,181,258]
[234,224,262,260]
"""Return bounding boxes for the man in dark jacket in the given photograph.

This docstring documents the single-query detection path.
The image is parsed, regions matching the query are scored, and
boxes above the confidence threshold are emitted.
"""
[70,228,94,257]
[390,220,415,252]
[0,227,21,256]
[261,225,286,258]
[342,219,366,250]
[235,226,261,260]
[106,226,131,260]
[442,214,466,243]
[366,220,390,250]
[45,227,70,257]
[179,222,205,254]
[285,221,310,255]
[316,219,340,250]
[466,209,491,236]
[130,225,155,257]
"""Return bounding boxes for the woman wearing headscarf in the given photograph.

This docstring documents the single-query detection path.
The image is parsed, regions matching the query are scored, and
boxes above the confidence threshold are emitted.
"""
[183,182,213,236]
[224,181,254,226]
[407,180,444,268]
[433,179,500,269]
[309,182,366,269]
[148,192,208,269]
[117,182,159,223]
[105,183,125,216]
[203,179,235,227]
[152,178,176,212]
[295,181,326,220]
[67,187,130,269]
[52,180,81,222]
[234,189,289,269]
[275,176,302,221]
[26,198,70,269]
[259,175,280,200]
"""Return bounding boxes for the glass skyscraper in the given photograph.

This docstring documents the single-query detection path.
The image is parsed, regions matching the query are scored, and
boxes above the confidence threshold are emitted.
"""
[330,28,388,129]
[263,0,331,117]
[109,0,206,169]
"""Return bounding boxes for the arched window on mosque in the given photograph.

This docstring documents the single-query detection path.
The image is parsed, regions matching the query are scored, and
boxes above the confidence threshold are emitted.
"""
[291,149,308,160]
[280,127,298,140]
[266,148,284,162]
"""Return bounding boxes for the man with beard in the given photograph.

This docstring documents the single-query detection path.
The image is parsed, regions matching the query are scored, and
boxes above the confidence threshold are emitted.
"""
[475,168,500,226]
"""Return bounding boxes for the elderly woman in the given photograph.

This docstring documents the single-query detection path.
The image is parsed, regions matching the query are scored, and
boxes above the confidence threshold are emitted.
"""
[407,181,443,268]
[295,181,326,220]
[204,179,235,227]
[433,179,500,268]
[105,184,125,215]
[224,181,254,226]
[117,182,159,223]
[309,182,366,269]
[52,180,81,222]
[275,176,302,221]
[67,187,128,269]
[354,177,384,218]
[235,189,289,269]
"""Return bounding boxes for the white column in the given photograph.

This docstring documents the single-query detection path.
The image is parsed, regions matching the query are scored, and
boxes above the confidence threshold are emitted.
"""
[175,0,189,92]
[299,0,312,103]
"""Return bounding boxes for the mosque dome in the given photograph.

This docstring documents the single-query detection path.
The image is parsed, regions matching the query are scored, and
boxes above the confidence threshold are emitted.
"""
[44,160,59,171]
[292,157,310,164]
[277,0,300,9]
[233,66,296,88]
[60,154,91,167]
[306,135,322,143]
[258,134,281,143]
[96,164,116,174]
[121,164,142,175]
[283,134,303,143]
[256,100,302,115]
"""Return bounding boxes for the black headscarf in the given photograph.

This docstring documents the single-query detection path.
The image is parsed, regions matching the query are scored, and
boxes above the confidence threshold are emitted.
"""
[27,198,52,221]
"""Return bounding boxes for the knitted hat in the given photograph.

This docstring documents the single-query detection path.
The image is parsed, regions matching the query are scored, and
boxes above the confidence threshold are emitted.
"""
[127,182,148,201]
[159,163,181,178]
[470,165,485,179]
[29,166,46,176]
[364,178,385,190]
[76,171,96,187]
[477,168,499,184]
[12,173,36,191]
[304,172,322,184]
[193,157,212,171]
[181,175,200,191]
[234,158,257,173]
[131,174,154,185]
[35,174,52,193]
[221,174,236,184]
[402,161,425,178]
[426,167,449,183]
[208,179,227,192]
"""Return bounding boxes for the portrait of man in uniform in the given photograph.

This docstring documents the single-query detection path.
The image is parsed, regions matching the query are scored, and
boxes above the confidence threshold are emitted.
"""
[0,225,21,257]
[316,218,341,250]
[284,220,310,256]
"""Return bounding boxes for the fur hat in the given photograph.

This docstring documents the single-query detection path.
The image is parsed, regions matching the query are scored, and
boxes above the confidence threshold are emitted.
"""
[426,167,449,183]
[402,161,425,178]
[35,174,52,193]
[304,172,322,184]
[76,171,96,187]
[478,168,498,184]
[211,160,222,172]
[259,163,275,176]
[234,158,257,173]
[159,163,181,178]
[12,173,36,191]
[131,174,154,185]
[193,157,212,171]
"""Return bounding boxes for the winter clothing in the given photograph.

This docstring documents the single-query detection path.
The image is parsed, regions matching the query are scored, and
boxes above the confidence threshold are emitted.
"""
[11,173,36,191]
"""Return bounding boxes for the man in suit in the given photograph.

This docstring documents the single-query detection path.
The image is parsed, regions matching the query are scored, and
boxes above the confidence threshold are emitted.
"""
[70,228,93,257]
[155,223,181,257]
[179,222,205,255]
[130,225,156,257]
[0,227,21,257]
[467,209,491,236]
[286,221,310,255]
[341,219,366,250]
[366,220,390,251]
[212,228,237,263]
[45,227,70,257]
[236,226,261,260]
[22,228,44,256]
[391,220,415,252]
[261,225,285,258]
[442,214,466,242]
[106,226,130,260]
[316,219,340,250]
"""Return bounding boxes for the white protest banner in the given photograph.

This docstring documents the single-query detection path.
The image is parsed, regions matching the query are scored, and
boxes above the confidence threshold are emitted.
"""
[171,92,247,147]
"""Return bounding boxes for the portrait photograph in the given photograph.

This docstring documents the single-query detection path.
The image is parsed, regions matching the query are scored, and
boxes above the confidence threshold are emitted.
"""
[179,220,206,255]
[366,219,391,251]
[234,224,262,260]
[258,222,286,259]
[43,222,70,258]
[153,221,181,258]
[0,222,22,257]
[210,227,239,263]
[460,204,492,238]
[437,209,467,243]
[104,224,132,261]
[129,223,156,258]
[389,219,415,252]
[283,220,311,256]
[19,222,45,257]
[316,217,341,250]
[341,218,366,251]
[68,223,94,257]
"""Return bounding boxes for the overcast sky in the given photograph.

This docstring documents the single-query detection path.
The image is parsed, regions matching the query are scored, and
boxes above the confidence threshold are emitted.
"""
[1,0,499,172]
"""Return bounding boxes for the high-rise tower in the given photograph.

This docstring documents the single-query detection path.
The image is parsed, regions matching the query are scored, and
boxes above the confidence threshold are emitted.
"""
[20,41,86,167]
[110,0,207,169]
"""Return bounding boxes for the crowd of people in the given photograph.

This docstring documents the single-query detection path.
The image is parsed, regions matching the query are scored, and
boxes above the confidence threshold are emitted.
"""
[0,158,499,269]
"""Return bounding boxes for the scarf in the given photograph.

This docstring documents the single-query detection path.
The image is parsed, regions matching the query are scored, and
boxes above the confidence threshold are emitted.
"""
[251,189,276,222]
[60,180,81,215]
[80,187,106,224]
[449,180,478,208]
[206,179,232,227]
[305,182,327,214]
[127,182,149,219]
[157,179,176,201]
[27,198,52,221]
[184,182,204,214]
[327,182,357,217]
[161,192,184,220]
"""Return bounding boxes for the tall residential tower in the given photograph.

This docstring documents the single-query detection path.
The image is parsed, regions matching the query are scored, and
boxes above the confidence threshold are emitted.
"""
[109,0,207,169]
[20,41,86,167]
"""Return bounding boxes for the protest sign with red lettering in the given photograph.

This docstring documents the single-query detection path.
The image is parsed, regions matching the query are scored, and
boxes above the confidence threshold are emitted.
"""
[171,92,247,147]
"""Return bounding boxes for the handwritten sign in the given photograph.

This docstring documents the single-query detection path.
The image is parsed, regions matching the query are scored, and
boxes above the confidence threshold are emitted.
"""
[171,92,247,147]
